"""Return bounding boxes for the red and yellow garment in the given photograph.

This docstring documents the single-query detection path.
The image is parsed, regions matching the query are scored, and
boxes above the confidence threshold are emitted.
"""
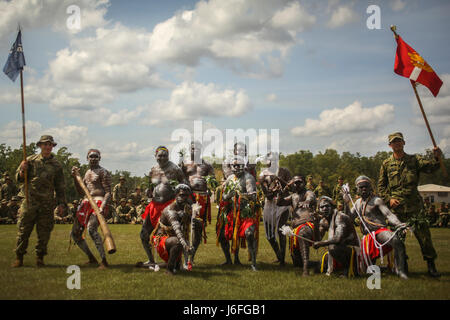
[289,222,314,254]
[142,199,174,228]
[231,196,259,253]
[152,235,182,263]
[361,228,393,261]
[76,199,107,228]
[193,192,211,244]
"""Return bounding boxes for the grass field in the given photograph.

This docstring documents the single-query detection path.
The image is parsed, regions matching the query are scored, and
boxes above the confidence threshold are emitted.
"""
[1,206,449,300]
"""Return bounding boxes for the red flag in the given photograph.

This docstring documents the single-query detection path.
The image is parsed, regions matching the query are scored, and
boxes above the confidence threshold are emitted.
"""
[394,36,443,97]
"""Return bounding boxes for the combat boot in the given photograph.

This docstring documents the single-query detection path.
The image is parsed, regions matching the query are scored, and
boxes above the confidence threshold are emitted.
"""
[98,258,109,270]
[426,258,441,278]
[36,255,45,267]
[11,255,23,268]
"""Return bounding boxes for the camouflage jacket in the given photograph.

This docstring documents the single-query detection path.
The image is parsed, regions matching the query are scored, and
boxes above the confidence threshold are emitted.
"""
[1,183,18,201]
[116,205,135,218]
[377,153,439,210]
[314,185,331,198]
[15,153,66,205]
[112,184,128,203]
[332,184,344,203]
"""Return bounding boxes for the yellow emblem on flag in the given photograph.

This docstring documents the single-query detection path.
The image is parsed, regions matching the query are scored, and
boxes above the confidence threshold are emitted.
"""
[407,52,434,72]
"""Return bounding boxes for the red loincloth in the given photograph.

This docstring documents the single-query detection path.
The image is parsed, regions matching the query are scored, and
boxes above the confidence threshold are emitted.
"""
[76,199,106,228]
[361,228,393,261]
[142,199,174,228]
[238,217,256,238]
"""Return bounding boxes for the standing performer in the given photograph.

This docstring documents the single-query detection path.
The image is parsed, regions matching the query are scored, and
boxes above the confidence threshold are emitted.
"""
[217,157,259,271]
[222,142,257,179]
[258,152,292,266]
[277,175,319,276]
[71,149,111,269]
[378,132,442,277]
[313,196,359,277]
[180,141,216,264]
[138,146,187,267]
[12,135,66,268]
[152,184,193,275]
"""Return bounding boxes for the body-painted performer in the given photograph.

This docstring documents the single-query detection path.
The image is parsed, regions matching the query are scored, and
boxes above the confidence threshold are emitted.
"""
[152,184,193,275]
[180,141,216,264]
[217,157,259,271]
[345,175,408,279]
[222,142,257,180]
[71,149,111,269]
[138,146,187,267]
[277,175,319,276]
[257,152,292,265]
[378,132,442,277]
[313,196,359,277]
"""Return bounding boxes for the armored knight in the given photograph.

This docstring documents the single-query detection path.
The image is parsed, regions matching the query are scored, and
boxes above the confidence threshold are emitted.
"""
[217,157,259,271]
[180,141,216,264]
[257,152,292,266]
[71,149,111,269]
[152,184,193,275]
[277,175,319,276]
[345,175,408,279]
[313,196,359,277]
[138,146,187,267]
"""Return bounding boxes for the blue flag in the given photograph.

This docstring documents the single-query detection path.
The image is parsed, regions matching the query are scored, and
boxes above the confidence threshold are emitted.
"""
[3,30,26,82]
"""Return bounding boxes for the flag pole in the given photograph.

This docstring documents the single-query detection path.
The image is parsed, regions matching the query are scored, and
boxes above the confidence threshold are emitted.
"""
[390,25,447,177]
[20,68,29,205]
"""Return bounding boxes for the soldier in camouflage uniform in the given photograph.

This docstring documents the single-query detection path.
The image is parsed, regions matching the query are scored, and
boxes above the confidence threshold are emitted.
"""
[332,176,345,211]
[8,196,21,224]
[0,199,14,224]
[314,180,331,199]
[306,175,316,192]
[437,202,449,228]
[1,174,18,201]
[130,187,143,207]
[115,198,134,223]
[12,135,66,268]
[112,175,128,207]
[378,132,442,278]
[134,199,146,224]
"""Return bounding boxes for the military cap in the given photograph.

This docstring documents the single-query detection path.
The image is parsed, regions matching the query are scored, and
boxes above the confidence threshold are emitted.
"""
[37,135,57,146]
[307,175,313,179]
[1,199,8,205]
[120,198,126,202]
[11,196,20,201]
[388,132,404,143]
[119,175,126,180]
[127,199,133,203]
[72,199,79,204]
[338,176,343,180]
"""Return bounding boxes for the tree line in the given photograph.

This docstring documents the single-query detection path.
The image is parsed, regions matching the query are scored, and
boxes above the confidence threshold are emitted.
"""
[0,143,448,203]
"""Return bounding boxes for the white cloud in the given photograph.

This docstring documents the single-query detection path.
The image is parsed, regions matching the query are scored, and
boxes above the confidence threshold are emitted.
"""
[0,0,109,44]
[141,81,252,124]
[390,0,407,12]
[414,74,450,124]
[291,101,395,137]
[327,5,358,29]
[266,93,277,102]
[147,0,316,78]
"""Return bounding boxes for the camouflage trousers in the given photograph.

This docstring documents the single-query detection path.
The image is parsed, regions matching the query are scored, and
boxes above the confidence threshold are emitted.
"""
[393,205,437,261]
[15,199,55,257]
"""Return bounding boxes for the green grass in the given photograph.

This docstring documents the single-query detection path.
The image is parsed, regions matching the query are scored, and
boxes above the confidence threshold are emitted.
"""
[1,206,449,300]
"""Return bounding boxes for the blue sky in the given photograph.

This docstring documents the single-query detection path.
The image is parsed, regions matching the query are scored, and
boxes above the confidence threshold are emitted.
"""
[1,0,449,176]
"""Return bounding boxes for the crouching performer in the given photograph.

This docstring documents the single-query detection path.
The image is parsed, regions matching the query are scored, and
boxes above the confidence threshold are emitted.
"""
[71,149,111,269]
[258,151,292,266]
[277,175,320,276]
[345,175,409,279]
[217,157,259,271]
[313,196,359,277]
[152,184,193,275]
[181,141,216,265]
[138,146,187,268]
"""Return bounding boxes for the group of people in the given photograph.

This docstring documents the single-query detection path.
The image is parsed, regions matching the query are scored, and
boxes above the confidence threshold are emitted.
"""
[7,131,445,279]
[424,198,449,228]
